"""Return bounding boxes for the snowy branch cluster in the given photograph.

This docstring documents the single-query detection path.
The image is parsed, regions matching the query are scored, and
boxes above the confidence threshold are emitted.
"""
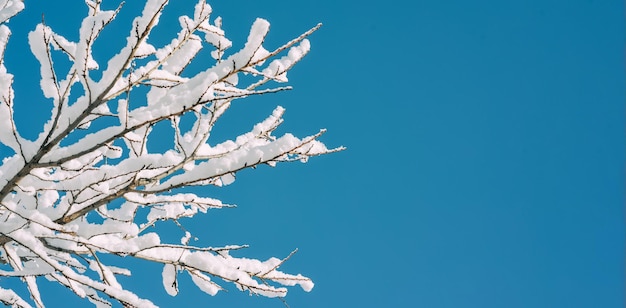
[0,0,339,306]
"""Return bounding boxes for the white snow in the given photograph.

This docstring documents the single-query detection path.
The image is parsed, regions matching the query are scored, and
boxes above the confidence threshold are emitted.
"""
[189,270,220,296]
[0,0,24,24]
[162,264,178,296]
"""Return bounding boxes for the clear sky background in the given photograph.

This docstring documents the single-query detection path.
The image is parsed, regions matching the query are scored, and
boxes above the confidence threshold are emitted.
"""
[1,0,624,307]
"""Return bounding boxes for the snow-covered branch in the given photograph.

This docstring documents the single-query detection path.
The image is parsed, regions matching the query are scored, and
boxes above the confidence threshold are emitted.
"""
[0,1,342,307]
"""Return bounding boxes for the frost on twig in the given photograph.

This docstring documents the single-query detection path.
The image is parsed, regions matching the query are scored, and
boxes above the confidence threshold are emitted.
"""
[0,1,342,307]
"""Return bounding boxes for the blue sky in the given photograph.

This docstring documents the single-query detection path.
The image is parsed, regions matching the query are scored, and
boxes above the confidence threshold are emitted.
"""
[2,0,624,307]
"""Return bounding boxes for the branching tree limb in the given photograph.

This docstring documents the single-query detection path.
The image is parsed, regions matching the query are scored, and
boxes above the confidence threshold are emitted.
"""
[0,1,342,307]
